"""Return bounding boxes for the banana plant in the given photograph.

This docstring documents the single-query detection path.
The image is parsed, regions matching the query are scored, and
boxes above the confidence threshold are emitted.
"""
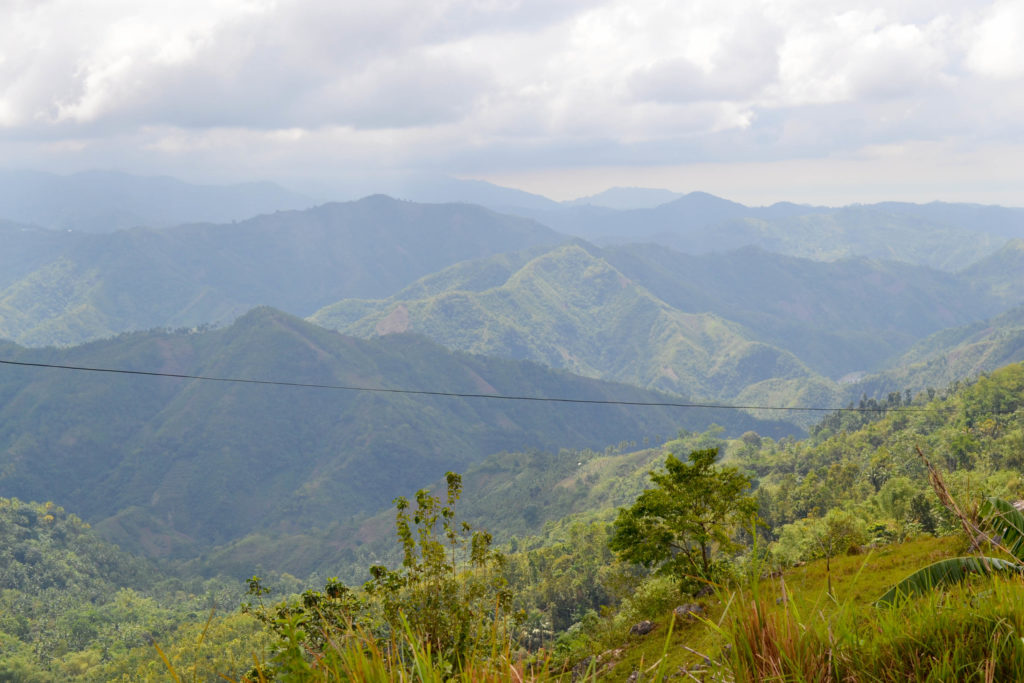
[876,497,1024,606]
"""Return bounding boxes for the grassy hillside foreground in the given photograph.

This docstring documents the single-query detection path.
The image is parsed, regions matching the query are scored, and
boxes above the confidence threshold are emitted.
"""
[5,362,1024,680]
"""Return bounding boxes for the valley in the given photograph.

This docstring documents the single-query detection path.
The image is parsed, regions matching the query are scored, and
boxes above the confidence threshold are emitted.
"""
[1,175,1023,680]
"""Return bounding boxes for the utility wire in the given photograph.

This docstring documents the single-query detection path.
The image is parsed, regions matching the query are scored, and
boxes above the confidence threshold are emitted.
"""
[0,358,947,414]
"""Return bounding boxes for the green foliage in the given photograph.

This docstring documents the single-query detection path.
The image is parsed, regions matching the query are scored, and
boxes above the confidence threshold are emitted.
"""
[246,473,515,677]
[0,496,266,681]
[0,308,701,576]
[725,573,1024,682]
[875,556,1024,606]
[876,496,1024,606]
[0,196,562,346]
[366,472,512,663]
[609,448,758,590]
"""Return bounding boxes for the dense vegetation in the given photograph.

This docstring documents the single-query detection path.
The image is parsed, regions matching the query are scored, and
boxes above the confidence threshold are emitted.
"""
[0,196,562,346]
[2,188,1024,679]
[315,244,820,400]
[0,307,792,578]
[0,498,270,681]
[312,238,1023,417]
[3,361,1024,679]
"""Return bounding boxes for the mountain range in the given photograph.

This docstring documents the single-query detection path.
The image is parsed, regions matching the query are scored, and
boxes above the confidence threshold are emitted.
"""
[0,307,793,566]
[506,193,1024,271]
[310,239,1019,400]
[0,196,563,346]
[2,176,1024,576]
[0,170,315,232]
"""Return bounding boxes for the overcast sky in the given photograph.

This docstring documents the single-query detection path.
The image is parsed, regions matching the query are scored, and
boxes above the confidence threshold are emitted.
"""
[2,0,1023,205]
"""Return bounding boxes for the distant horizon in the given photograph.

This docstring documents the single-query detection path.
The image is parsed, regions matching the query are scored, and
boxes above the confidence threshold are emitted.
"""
[3,165,1023,212]
[5,1,1022,212]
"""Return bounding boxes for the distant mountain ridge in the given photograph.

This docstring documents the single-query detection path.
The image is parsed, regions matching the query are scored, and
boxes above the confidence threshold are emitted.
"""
[311,243,822,401]
[0,307,795,565]
[563,187,684,209]
[0,196,564,346]
[0,169,316,232]
[501,193,1024,270]
[310,240,1013,393]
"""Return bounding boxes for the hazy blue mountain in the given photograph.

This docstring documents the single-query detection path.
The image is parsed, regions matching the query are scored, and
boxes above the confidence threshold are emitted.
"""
[873,201,1024,239]
[498,193,1020,270]
[958,239,1024,307]
[564,187,684,209]
[0,196,565,346]
[601,244,1004,377]
[0,307,796,561]
[312,241,1006,389]
[375,174,561,212]
[0,170,316,232]
[311,244,831,400]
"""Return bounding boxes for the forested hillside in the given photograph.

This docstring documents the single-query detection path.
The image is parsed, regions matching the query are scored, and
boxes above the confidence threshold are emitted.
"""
[311,239,1021,405]
[313,243,820,400]
[0,306,792,572]
[0,497,267,681]
[0,169,313,233]
[0,196,563,346]
[507,193,1024,270]
[3,360,1023,680]
[2,186,1024,680]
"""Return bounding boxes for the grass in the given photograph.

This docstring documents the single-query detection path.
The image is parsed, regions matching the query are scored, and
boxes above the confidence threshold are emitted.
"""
[576,535,996,681]
[157,535,1024,680]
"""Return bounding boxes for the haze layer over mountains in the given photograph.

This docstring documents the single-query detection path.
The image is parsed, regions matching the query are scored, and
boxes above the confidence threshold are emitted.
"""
[0,169,1022,574]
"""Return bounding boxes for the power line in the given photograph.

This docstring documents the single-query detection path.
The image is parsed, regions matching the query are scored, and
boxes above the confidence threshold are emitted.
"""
[0,357,945,414]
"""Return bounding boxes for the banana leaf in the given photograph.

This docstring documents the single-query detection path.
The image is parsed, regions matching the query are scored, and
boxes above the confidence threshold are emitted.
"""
[980,497,1024,562]
[875,556,1024,606]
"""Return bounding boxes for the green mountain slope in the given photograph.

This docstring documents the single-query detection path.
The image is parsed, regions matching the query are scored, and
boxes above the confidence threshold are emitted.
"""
[0,169,314,232]
[311,244,820,400]
[0,196,564,347]
[958,238,1024,307]
[845,304,1024,401]
[0,307,795,562]
[602,243,1005,377]
[312,239,1013,403]
[509,194,1024,270]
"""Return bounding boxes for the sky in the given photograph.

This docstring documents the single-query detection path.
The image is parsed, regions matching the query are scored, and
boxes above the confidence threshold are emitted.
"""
[2,0,1023,206]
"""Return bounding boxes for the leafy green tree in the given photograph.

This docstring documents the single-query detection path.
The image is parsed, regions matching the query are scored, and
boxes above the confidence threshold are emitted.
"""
[608,448,758,591]
[365,471,512,664]
[814,509,867,597]
[245,472,512,677]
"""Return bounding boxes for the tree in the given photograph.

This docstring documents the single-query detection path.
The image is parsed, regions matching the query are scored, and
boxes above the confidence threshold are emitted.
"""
[365,472,511,666]
[608,448,758,591]
[243,472,512,677]
[813,509,866,597]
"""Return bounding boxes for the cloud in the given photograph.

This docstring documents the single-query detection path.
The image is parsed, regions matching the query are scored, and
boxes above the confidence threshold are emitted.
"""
[0,0,1021,203]
[966,0,1024,80]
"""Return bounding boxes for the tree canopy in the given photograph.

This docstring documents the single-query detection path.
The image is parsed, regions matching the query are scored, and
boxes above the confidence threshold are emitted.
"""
[608,448,758,590]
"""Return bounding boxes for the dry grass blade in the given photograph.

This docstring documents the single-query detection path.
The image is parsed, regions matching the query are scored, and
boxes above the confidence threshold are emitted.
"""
[152,638,183,683]
[916,445,980,543]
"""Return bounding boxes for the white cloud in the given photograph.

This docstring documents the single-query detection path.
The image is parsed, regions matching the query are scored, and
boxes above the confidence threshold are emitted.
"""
[0,0,1021,203]
[966,0,1024,80]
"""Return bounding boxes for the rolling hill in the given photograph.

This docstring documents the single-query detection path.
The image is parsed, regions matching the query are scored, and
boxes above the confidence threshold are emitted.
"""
[0,307,795,564]
[505,193,1024,270]
[0,196,565,346]
[311,243,821,401]
[311,240,1014,400]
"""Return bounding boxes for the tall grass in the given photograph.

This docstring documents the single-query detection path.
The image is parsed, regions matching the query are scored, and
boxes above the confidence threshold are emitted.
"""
[719,574,1024,681]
